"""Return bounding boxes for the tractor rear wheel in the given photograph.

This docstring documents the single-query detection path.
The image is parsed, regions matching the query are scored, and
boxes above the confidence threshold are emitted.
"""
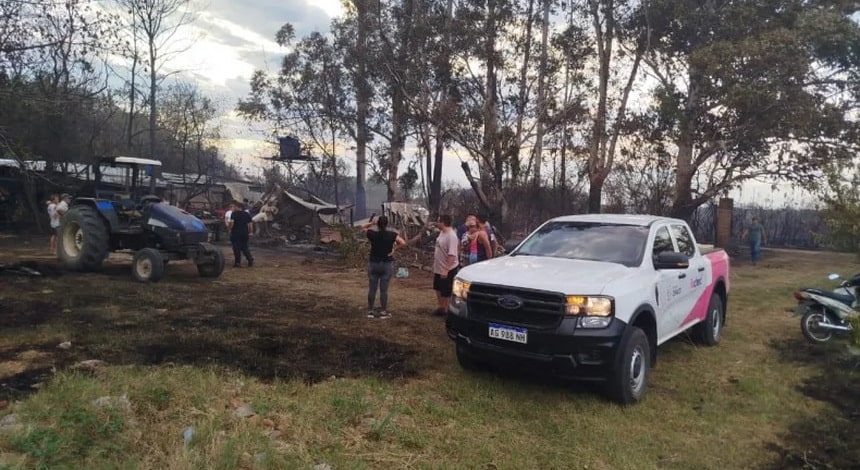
[196,245,224,278]
[132,248,165,282]
[58,205,110,272]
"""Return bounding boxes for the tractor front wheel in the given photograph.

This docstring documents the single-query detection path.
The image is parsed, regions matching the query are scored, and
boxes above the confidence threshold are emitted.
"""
[58,205,110,272]
[132,248,165,283]
[196,244,225,278]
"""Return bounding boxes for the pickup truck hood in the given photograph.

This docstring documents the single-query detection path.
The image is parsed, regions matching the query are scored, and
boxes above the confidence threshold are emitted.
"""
[456,255,636,295]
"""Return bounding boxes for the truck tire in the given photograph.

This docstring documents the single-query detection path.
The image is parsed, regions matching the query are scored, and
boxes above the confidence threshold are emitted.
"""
[132,248,165,283]
[456,344,486,372]
[607,326,650,405]
[693,294,723,346]
[196,247,225,278]
[58,205,110,272]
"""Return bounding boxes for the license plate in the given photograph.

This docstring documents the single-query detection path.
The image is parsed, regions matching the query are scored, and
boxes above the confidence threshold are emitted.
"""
[488,323,528,344]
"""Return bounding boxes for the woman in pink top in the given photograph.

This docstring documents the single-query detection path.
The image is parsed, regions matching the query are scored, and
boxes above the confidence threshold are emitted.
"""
[463,220,492,265]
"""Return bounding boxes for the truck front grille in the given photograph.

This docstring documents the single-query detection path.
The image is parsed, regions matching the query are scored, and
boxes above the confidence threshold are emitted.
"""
[467,284,566,329]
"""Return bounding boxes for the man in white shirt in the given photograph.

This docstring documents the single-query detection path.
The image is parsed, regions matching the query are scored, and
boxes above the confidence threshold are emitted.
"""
[432,214,460,316]
[47,194,59,253]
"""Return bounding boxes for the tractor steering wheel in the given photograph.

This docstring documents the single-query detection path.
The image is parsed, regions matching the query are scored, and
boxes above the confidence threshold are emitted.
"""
[140,195,162,205]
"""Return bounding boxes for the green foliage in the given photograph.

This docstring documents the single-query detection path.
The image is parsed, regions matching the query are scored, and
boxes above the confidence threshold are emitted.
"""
[633,0,860,217]
[9,404,126,470]
[328,384,369,427]
[139,385,172,410]
[334,223,369,268]
[849,316,860,349]
[821,165,860,253]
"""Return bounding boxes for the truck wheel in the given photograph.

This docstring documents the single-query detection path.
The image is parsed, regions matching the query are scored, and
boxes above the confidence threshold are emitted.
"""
[58,205,109,272]
[132,248,165,283]
[196,247,224,278]
[607,327,650,405]
[693,294,724,346]
[456,344,486,372]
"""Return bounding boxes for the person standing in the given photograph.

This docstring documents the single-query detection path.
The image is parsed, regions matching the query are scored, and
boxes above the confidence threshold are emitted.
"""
[433,214,460,316]
[227,202,254,267]
[457,214,477,265]
[55,193,71,234]
[463,219,493,265]
[362,215,406,318]
[742,216,766,266]
[476,213,497,257]
[47,194,59,253]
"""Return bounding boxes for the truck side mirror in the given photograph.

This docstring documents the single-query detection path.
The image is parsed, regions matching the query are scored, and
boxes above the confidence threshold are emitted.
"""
[654,251,690,270]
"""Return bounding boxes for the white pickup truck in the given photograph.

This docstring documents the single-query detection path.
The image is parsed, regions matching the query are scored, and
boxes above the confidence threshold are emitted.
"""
[445,214,730,404]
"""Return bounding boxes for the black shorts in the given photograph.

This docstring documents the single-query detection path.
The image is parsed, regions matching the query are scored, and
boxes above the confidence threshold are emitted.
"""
[433,266,459,297]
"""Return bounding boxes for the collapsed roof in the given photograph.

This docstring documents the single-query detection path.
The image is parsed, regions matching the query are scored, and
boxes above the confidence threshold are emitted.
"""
[261,185,353,229]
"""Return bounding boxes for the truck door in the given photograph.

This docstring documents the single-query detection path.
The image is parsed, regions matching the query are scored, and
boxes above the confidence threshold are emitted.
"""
[651,225,684,343]
[670,223,707,330]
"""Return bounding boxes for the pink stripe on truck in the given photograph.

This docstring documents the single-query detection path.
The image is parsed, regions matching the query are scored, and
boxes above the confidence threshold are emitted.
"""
[681,250,729,328]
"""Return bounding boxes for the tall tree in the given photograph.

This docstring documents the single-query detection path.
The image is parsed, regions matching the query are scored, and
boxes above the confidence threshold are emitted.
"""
[345,0,372,219]
[638,0,860,220]
[238,27,352,207]
[532,0,552,186]
[574,0,647,213]
[116,0,193,160]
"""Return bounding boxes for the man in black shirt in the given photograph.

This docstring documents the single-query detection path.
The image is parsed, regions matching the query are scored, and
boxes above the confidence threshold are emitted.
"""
[227,201,254,267]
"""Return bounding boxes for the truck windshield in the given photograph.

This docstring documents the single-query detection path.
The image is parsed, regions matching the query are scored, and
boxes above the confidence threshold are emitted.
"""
[512,222,649,267]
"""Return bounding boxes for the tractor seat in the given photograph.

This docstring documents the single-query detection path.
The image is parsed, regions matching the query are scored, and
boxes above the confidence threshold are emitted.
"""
[804,288,855,305]
[113,199,136,212]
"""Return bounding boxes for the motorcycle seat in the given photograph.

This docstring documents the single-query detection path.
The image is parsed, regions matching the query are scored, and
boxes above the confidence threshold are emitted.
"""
[803,288,855,305]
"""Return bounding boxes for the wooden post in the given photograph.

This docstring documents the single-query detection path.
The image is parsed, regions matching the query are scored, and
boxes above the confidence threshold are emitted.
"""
[312,211,321,244]
[715,198,733,248]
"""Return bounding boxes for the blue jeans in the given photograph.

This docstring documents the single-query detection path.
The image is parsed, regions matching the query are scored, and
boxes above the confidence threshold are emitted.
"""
[749,240,761,263]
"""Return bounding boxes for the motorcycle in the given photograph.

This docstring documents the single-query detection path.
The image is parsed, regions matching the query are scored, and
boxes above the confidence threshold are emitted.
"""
[791,273,859,343]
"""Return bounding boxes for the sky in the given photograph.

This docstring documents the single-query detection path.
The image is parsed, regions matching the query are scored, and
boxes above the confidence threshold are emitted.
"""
[168,0,815,208]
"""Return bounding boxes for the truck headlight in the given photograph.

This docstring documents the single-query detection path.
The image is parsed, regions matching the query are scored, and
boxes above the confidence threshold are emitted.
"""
[452,279,471,300]
[565,296,613,316]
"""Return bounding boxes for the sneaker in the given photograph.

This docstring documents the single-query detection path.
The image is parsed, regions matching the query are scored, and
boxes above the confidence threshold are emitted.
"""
[247,260,254,267]
[367,310,376,318]
[377,310,391,319]
[233,263,241,268]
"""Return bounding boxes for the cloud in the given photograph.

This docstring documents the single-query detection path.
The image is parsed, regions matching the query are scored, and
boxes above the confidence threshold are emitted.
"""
[159,0,380,180]
[204,0,334,47]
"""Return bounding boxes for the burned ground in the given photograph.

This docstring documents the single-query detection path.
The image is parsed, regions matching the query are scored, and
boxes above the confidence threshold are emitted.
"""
[0,237,442,401]
[2,235,860,468]
[767,337,860,469]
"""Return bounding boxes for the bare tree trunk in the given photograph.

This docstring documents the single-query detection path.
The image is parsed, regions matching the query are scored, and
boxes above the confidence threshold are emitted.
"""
[481,0,501,207]
[671,68,699,221]
[511,0,535,184]
[533,0,551,187]
[148,36,157,160]
[587,0,612,213]
[127,54,137,149]
[387,91,405,201]
[354,0,370,219]
[430,129,444,217]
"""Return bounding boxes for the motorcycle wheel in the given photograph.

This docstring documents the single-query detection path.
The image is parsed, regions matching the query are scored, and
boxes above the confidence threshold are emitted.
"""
[800,308,834,343]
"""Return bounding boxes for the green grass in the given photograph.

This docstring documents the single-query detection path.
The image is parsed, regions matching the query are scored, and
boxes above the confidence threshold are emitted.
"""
[1,248,858,469]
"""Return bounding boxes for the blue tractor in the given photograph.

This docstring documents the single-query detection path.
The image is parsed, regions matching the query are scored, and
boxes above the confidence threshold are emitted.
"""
[57,156,225,282]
